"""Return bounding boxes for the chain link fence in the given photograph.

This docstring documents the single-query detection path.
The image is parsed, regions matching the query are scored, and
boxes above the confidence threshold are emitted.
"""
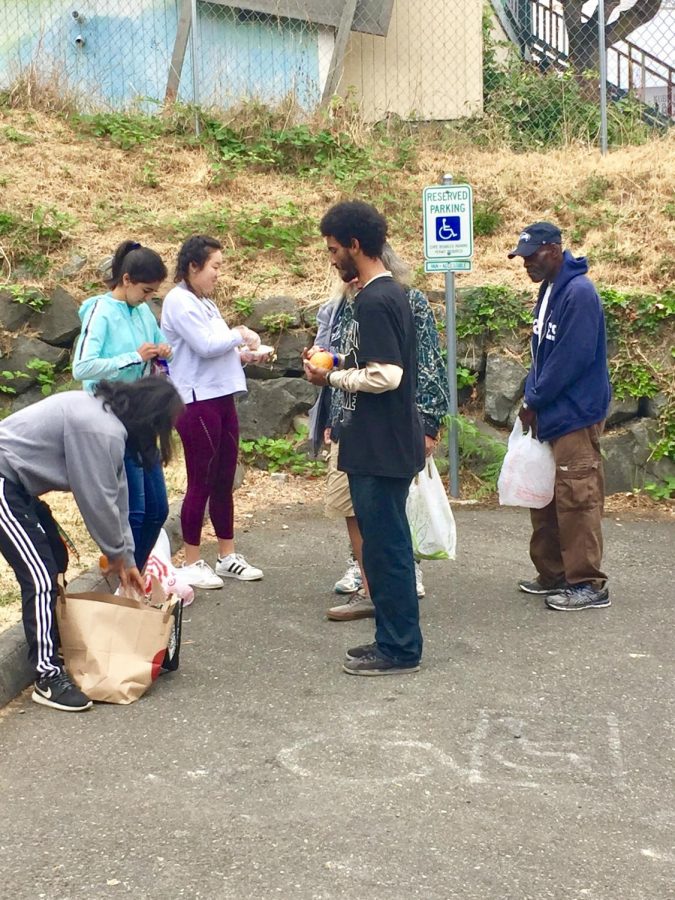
[0,1,673,146]
[489,0,675,144]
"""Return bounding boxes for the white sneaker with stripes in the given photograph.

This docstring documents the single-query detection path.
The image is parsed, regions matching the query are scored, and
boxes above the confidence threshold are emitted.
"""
[216,552,263,581]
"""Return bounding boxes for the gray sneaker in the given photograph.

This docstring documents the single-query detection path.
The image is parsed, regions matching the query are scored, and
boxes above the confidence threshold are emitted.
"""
[545,583,610,611]
[518,577,568,595]
[327,589,374,621]
[343,649,420,676]
[345,641,378,661]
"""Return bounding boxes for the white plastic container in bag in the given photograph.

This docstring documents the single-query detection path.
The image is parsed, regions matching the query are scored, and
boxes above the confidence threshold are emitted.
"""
[144,529,195,607]
[497,419,556,509]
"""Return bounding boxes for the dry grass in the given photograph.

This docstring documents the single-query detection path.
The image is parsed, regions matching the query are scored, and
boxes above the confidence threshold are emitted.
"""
[0,106,672,633]
[0,63,82,116]
[0,108,673,309]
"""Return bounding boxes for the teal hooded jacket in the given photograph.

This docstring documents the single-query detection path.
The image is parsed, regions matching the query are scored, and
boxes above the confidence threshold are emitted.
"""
[72,293,167,393]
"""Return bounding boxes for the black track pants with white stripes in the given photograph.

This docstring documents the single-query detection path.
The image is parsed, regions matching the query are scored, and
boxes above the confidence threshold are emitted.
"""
[0,478,68,677]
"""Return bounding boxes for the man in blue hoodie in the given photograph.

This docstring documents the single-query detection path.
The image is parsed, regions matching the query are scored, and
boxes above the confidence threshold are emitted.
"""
[508,222,611,611]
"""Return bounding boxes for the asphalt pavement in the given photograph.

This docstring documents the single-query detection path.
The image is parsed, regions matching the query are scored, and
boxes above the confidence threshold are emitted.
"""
[0,502,673,900]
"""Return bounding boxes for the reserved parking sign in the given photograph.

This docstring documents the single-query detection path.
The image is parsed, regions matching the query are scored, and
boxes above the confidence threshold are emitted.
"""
[423,184,473,260]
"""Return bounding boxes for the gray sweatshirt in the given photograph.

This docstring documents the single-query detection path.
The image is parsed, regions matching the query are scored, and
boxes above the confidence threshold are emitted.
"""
[0,391,135,566]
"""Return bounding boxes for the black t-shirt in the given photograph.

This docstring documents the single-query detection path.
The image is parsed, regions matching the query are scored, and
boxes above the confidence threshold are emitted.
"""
[336,275,425,479]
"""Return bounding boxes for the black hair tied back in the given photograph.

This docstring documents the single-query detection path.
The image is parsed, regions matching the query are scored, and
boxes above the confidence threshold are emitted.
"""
[109,240,167,288]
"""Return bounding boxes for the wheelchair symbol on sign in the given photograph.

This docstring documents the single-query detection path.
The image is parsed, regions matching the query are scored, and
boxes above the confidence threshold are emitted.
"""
[435,215,461,242]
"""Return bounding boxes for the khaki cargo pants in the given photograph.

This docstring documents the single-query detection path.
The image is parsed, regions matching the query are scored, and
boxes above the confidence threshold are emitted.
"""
[530,422,607,589]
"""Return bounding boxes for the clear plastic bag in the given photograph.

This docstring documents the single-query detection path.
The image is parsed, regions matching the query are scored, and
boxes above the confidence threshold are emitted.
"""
[406,457,457,560]
[497,419,556,509]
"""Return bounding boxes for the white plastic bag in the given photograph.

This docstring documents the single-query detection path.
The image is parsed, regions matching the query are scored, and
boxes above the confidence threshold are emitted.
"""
[406,457,457,560]
[497,419,556,509]
[144,529,195,607]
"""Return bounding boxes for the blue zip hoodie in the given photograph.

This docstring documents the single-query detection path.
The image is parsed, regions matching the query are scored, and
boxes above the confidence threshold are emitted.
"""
[72,293,167,393]
[524,251,611,442]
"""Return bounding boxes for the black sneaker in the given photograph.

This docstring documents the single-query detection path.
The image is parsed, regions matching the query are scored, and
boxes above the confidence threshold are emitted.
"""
[518,577,568,595]
[32,670,93,712]
[345,641,378,661]
[343,649,420,676]
[545,583,610,611]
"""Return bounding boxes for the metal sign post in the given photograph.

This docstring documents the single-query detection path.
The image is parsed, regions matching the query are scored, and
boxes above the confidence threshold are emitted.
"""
[190,0,201,136]
[597,0,609,156]
[444,254,460,492]
[422,174,474,498]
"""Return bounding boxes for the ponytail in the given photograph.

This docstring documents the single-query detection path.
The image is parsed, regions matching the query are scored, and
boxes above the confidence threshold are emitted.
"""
[108,240,167,288]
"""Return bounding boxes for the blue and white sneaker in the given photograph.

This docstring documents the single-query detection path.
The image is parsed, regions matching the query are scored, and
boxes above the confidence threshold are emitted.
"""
[334,557,362,594]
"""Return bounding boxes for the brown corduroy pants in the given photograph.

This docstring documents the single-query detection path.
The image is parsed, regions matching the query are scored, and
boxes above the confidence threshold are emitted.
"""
[530,422,607,588]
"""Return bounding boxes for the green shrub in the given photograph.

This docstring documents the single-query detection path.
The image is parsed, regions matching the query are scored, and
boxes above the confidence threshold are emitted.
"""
[4,283,49,312]
[260,312,295,333]
[239,429,325,476]
[456,285,532,338]
[642,477,675,501]
[75,110,167,149]
[443,414,507,498]
[477,9,656,149]
[0,205,73,275]
[168,201,314,262]
[473,198,504,236]
[26,358,57,395]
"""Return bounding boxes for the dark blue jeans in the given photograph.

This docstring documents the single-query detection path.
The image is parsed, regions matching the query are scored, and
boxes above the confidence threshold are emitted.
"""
[348,473,422,666]
[124,452,169,570]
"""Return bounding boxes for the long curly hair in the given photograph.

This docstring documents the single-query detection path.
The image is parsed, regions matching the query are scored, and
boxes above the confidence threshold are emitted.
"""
[94,377,184,469]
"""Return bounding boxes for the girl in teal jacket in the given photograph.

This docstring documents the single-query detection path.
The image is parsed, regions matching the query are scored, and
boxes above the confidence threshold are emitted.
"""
[72,241,172,569]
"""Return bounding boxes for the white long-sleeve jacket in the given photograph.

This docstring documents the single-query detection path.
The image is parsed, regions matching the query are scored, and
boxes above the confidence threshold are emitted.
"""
[160,282,246,404]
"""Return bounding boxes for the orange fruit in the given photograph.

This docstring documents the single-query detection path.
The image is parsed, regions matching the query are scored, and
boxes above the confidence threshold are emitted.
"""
[309,350,334,370]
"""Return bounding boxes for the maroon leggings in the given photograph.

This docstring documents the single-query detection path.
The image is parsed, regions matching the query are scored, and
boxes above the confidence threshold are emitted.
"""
[177,394,239,546]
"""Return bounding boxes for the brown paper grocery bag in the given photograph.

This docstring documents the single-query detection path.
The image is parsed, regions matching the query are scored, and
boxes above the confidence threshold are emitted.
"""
[56,583,175,705]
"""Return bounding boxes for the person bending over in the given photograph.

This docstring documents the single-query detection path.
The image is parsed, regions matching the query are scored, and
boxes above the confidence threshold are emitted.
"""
[0,377,184,712]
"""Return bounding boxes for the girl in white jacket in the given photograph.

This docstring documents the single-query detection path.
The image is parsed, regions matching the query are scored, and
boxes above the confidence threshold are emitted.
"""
[161,235,264,590]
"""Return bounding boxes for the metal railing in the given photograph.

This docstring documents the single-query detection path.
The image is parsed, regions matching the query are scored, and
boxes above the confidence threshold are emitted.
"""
[613,39,674,118]
[522,0,675,119]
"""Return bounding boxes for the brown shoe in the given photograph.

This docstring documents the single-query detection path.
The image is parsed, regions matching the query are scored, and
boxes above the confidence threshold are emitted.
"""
[327,589,375,621]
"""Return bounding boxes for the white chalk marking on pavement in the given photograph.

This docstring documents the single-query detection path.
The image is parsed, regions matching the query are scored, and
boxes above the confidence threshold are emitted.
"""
[606,713,626,787]
[641,847,675,864]
[467,710,627,790]
[468,709,490,784]
[276,736,466,784]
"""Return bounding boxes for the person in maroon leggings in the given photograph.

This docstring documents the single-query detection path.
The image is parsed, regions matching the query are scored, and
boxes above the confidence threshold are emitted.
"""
[161,235,266,590]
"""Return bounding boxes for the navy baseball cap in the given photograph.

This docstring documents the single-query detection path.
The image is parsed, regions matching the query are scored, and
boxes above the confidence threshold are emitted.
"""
[508,222,562,258]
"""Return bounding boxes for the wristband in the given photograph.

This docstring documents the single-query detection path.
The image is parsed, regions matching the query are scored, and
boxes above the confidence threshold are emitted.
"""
[332,353,339,369]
